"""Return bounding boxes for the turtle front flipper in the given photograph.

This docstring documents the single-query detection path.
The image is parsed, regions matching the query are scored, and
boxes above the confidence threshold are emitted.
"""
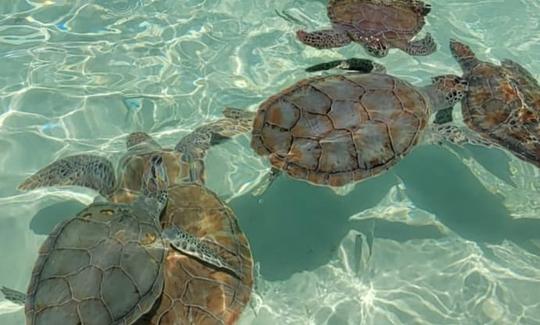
[1,286,26,305]
[399,33,437,56]
[501,59,540,87]
[18,154,116,197]
[305,58,383,73]
[430,108,494,147]
[296,29,352,49]
[175,113,253,184]
[163,225,241,279]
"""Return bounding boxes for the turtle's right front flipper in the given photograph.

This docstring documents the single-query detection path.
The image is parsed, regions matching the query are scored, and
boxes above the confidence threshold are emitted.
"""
[164,225,242,279]
[305,58,384,73]
[18,154,116,197]
[1,286,26,305]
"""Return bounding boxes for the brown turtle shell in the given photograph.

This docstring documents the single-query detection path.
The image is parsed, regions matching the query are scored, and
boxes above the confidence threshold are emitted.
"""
[251,73,430,187]
[460,59,540,167]
[328,0,427,41]
[116,153,253,325]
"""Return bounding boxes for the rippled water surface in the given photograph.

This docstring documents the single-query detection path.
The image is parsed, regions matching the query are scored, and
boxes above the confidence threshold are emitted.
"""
[1,0,540,324]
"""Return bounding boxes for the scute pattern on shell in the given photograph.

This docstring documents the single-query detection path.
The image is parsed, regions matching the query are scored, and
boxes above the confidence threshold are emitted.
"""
[117,154,253,325]
[328,0,426,39]
[134,184,253,325]
[462,61,540,167]
[252,73,429,187]
[26,203,165,325]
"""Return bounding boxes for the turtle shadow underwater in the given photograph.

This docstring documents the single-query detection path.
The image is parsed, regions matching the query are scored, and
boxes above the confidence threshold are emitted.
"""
[394,145,540,253]
[230,144,540,281]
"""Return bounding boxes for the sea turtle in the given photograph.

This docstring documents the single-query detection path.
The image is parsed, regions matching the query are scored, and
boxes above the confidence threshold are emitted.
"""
[239,58,467,191]
[435,39,540,167]
[1,112,254,324]
[296,0,436,57]
[0,155,211,324]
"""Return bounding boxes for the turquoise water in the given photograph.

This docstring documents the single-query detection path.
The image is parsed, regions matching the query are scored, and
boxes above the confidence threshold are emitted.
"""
[1,0,540,324]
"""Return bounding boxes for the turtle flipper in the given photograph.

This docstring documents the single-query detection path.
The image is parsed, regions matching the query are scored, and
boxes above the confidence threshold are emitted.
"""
[18,154,116,197]
[222,107,256,123]
[430,108,493,147]
[400,33,436,56]
[175,112,253,184]
[251,168,281,196]
[501,59,539,87]
[305,58,381,73]
[296,29,352,49]
[1,286,26,305]
[164,225,241,279]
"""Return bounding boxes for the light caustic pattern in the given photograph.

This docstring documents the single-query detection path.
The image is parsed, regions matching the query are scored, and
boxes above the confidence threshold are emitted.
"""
[1,0,540,324]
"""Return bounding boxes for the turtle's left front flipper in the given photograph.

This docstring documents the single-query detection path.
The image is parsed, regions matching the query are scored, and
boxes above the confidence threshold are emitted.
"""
[430,108,493,147]
[164,225,242,279]
[175,108,254,184]
[1,286,26,305]
[18,154,117,197]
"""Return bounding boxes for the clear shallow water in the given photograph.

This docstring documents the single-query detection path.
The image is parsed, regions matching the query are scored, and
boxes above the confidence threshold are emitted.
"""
[1,0,540,324]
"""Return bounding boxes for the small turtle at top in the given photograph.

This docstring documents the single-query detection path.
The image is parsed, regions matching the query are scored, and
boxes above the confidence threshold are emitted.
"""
[434,39,540,168]
[1,111,254,325]
[230,58,467,193]
[296,0,436,57]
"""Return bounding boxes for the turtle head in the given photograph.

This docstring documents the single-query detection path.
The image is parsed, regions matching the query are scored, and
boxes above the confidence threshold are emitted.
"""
[126,132,161,152]
[425,74,468,111]
[137,154,169,219]
[449,39,480,71]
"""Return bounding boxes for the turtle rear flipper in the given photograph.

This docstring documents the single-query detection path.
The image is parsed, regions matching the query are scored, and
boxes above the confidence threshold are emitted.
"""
[400,33,436,56]
[18,154,116,197]
[501,59,540,87]
[164,225,242,279]
[1,286,26,305]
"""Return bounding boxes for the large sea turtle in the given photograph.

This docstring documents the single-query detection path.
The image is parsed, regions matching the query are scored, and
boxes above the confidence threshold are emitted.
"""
[238,59,467,191]
[296,0,436,57]
[0,154,235,324]
[435,39,540,167]
[2,112,254,324]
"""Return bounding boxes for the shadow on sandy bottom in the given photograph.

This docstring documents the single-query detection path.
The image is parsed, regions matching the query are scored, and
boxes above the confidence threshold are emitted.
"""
[231,145,540,281]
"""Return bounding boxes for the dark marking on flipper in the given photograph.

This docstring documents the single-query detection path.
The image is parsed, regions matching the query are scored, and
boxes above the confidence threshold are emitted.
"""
[433,107,454,125]
[305,58,377,73]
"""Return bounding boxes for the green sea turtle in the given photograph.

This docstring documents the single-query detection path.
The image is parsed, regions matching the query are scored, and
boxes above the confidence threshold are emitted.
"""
[296,0,436,57]
[235,59,467,192]
[1,111,254,324]
[434,39,540,168]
